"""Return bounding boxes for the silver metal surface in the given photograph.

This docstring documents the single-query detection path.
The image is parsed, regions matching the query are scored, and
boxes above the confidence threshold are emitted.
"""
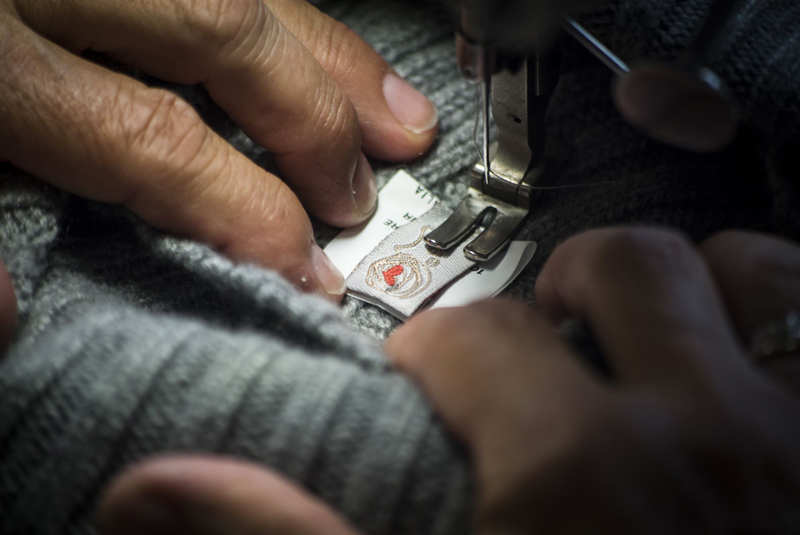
[482,78,491,189]
[562,18,630,77]
[423,188,528,263]
[437,0,745,264]
[427,51,559,262]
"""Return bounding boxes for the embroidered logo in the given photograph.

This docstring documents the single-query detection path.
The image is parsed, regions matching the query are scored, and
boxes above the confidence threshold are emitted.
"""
[382,265,404,286]
[366,226,441,300]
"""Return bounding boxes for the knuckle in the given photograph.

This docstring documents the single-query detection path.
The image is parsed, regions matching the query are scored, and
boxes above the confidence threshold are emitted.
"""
[471,299,537,331]
[182,0,263,53]
[121,88,209,170]
[304,17,367,79]
[417,300,538,360]
[310,78,358,140]
[306,80,360,182]
[399,307,490,362]
[418,307,479,342]
[593,227,700,281]
[249,176,300,237]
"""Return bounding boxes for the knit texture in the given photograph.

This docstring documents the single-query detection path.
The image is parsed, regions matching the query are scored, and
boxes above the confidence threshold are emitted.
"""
[1,0,799,533]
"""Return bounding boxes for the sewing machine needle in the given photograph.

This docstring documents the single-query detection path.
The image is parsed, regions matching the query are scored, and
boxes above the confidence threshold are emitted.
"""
[482,77,491,188]
[562,18,630,78]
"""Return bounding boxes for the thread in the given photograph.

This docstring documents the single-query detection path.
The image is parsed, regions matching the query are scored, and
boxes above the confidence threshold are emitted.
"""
[471,84,617,192]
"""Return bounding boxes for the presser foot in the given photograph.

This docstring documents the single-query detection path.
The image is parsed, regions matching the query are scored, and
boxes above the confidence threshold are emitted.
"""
[425,157,546,263]
[424,188,528,263]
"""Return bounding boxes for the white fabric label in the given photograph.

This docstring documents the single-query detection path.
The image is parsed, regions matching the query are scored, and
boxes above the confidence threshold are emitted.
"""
[324,170,536,321]
[324,170,440,278]
[346,204,478,318]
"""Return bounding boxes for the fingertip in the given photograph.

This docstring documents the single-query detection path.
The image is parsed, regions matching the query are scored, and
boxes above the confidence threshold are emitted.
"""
[98,456,359,535]
[367,71,438,162]
[352,153,377,218]
[382,72,439,136]
[614,64,737,153]
[294,151,377,230]
[310,244,347,302]
[96,456,185,535]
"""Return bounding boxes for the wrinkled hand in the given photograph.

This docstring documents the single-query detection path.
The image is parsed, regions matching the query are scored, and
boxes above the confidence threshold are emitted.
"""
[389,229,800,533]
[0,0,438,300]
[95,228,800,535]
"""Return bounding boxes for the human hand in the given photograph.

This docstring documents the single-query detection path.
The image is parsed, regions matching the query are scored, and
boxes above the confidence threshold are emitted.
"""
[0,0,438,301]
[614,64,738,153]
[96,228,800,534]
[387,228,800,533]
[0,260,15,353]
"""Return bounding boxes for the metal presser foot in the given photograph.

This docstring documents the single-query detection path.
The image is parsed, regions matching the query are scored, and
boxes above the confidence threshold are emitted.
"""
[425,48,560,262]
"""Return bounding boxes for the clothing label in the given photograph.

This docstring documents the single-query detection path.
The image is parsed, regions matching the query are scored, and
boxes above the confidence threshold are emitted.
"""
[347,204,476,317]
[324,170,536,321]
[324,170,439,278]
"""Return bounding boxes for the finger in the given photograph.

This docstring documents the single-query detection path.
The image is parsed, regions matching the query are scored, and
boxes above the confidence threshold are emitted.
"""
[700,231,800,390]
[385,300,605,466]
[614,63,737,153]
[97,456,361,535]
[0,21,346,299]
[0,260,16,353]
[700,231,800,342]
[262,0,439,161]
[16,0,377,226]
[535,228,746,387]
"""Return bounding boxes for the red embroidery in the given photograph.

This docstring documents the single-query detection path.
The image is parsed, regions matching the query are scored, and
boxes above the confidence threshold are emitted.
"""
[382,265,404,286]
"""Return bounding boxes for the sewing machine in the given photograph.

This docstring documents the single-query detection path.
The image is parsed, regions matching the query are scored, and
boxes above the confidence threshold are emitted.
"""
[426,0,743,262]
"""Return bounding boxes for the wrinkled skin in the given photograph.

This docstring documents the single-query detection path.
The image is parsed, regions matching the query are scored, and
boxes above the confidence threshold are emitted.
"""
[0,0,440,299]
[1,0,776,532]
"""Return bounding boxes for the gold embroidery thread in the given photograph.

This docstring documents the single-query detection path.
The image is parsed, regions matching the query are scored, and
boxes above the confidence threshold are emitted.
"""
[365,226,439,300]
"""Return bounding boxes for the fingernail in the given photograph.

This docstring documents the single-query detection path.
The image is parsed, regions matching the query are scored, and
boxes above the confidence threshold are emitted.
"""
[100,498,187,535]
[383,72,438,134]
[311,244,346,297]
[352,153,377,216]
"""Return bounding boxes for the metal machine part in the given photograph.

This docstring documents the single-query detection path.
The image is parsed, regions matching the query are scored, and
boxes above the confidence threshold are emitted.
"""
[562,18,629,77]
[432,0,572,262]
[432,0,743,262]
[426,51,559,262]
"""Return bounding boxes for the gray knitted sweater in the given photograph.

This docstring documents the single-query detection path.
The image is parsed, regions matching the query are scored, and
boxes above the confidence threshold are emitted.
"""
[2,0,799,533]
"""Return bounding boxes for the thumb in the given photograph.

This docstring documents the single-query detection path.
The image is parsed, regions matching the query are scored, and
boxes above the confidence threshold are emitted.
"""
[97,456,361,535]
[613,63,738,153]
[0,260,17,353]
